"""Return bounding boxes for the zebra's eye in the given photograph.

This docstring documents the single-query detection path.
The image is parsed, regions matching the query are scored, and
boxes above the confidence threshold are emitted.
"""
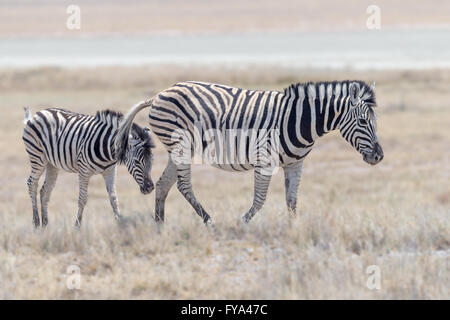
[358,118,368,126]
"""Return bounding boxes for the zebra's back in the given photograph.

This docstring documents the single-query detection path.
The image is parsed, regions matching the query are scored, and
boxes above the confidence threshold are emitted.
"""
[23,108,119,174]
[149,81,287,171]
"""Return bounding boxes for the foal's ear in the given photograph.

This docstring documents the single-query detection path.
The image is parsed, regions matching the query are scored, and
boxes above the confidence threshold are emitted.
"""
[144,128,156,148]
[349,82,361,105]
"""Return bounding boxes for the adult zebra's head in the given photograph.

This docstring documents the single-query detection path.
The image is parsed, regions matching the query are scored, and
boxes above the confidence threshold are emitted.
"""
[339,81,384,165]
[120,124,155,194]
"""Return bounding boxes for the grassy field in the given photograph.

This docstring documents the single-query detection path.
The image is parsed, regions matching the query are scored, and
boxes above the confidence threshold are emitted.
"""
[0,66,449,299]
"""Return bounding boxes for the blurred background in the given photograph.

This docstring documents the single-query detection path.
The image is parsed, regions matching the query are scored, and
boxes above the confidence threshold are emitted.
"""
[2,0,450,68]
[0,0,449,299]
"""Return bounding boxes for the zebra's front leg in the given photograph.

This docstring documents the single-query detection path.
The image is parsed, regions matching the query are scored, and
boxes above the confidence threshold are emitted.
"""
[242,169,272,223]
[102,166,121,221]
[75,172,91,227]
[176,164,212,225]
[40,164,59,227]
[282,161,303,217]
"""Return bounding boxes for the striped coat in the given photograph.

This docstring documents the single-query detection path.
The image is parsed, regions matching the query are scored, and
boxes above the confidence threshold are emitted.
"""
[116,80,383,225]
[23,107,155,228]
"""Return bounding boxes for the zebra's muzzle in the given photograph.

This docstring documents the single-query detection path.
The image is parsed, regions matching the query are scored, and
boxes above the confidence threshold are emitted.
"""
[363,142,384,165]
[140,180,154,194]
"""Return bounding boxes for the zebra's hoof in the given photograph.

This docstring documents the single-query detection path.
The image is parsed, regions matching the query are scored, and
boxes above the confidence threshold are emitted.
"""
[241,215,251,224]
[114,214,125,225]
[205,218,216,229]
[154,215,164,224]
[205,219,219,235]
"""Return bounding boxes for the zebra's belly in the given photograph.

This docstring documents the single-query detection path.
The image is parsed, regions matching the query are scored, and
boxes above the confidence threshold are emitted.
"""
[208,162,254,172]
[187,137,280,172]
[54,164,78,173]
[41,150,79,173]
[175,147,256,171]
[45,152,114,175]
[155,126,283,171]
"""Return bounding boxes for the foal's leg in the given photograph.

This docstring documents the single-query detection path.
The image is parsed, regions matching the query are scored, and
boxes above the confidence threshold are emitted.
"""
[102,166,121,221]
[75,171,92,227]
[39,164,59,226]
[27,165,46,228]
[155,159,177,223]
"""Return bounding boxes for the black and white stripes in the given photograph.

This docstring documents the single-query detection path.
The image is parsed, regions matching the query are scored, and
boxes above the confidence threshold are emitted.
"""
[116,80,383,225]
[23,106,155,228]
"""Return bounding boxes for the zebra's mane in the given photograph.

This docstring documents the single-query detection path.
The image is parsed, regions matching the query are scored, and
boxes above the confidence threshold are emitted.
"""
[115,122,154,164]
[284,80,376,107]
[116,122,155,164]
[95,109,124,121]
[131,123,153,146]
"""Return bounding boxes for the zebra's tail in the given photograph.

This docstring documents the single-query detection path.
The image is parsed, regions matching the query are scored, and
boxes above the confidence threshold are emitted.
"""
[23,107,32,125]
[115,98,154,163]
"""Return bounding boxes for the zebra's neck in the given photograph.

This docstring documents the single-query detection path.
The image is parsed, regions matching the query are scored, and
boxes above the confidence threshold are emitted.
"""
[281,81,352,146]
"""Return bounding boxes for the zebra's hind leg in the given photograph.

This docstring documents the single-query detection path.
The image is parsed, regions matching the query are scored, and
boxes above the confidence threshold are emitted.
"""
[75,171,92,227]
[242,169,272,223]
[27,165,46,228]
[155,159,177,223]
[39,164,59,227]
[102,166,121,221]
[282,161,303,217]
[176,163,212,225]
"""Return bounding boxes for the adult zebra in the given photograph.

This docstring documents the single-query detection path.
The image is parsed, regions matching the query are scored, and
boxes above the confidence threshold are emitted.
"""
[23,104,155,228]
[116,80,383,225]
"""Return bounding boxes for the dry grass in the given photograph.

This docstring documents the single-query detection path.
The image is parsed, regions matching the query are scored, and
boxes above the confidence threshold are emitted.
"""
[0,66,449,299]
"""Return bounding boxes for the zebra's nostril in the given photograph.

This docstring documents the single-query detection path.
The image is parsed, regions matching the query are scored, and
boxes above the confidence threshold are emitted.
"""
[374,153,383,162]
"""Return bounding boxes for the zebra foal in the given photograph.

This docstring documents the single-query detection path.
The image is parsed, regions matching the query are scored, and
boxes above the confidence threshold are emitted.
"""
[116,80,384,225]
[22,102,154,228]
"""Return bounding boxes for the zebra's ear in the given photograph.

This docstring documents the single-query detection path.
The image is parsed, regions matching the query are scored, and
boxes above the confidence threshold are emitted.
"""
[370,82,376,90]
[349,82,360,105]
[144,128,156,148]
